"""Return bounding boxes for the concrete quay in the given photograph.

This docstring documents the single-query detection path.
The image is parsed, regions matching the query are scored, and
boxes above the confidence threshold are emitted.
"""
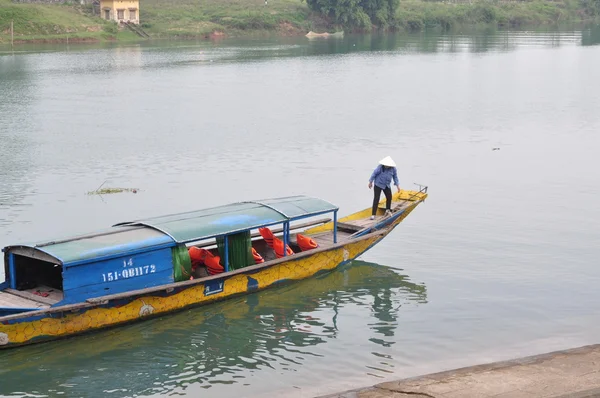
[319,344,600,398]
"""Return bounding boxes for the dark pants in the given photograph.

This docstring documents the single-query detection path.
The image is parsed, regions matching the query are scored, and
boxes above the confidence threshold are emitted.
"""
[372,185,392,216]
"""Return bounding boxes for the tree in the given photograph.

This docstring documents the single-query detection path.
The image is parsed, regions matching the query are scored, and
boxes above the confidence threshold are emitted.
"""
[580,0,600,15]
[305,0,400,29]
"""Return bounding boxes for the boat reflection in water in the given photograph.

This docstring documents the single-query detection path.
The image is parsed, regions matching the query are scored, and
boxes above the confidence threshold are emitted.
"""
[0,260,427,397]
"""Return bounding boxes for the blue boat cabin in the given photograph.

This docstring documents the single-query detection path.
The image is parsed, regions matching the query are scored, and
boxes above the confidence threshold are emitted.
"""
[0,196,339,317]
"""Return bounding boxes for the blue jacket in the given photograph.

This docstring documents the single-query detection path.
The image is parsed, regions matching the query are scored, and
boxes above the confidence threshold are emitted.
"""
[369,165,399,189]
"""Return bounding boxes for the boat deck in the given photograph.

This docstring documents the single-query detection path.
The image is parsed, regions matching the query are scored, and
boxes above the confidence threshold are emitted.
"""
[309,199,413,245]
[0,285,63,309]
[0,291,49,309]
[339,200,412,230]
[311,230,354,247]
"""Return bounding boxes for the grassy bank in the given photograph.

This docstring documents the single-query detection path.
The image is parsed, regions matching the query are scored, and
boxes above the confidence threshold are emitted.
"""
[0,0,318,43]
[395,0,597,31]
[1,0,598,44]
[0,0,137,43]
[140,0,598,36]
[141,0,319,38]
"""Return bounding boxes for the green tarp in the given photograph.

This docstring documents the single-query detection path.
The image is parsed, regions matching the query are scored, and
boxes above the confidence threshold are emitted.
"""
[172,244,192,282]
[217,232,254,271]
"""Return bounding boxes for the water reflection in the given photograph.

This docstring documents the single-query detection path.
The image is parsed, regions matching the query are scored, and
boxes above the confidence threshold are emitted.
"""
[206,29,583,62]
[0,260,427,397]
[0,27,589,64]
[582,24,600,46]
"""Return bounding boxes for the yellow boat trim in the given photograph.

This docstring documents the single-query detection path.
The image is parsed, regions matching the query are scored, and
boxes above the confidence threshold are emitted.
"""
[0,235,380,346]
[305,189,427,234]
[0,191,427,348]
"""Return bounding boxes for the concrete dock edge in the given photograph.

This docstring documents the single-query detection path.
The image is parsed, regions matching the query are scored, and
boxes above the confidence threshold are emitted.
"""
[318,344,600,398]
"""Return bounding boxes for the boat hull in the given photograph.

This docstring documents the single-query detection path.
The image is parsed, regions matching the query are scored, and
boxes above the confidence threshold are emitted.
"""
[0,195,424,349]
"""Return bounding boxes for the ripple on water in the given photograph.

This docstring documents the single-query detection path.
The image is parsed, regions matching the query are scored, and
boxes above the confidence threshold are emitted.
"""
[1,29,600,398]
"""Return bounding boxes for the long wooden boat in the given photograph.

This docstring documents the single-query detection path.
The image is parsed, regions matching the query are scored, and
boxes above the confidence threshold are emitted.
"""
[0,186,427,349]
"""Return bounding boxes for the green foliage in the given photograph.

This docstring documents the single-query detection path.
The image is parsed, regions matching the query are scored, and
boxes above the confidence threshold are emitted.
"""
[305,0,400,28]
[213,13,278,30]
[581,0,600,15]
[102,22,118,34]
[0,0,109,41]
[141,0,311,36]
[1,0,597,43]
[392,0,596,32]
[87,187,139,195]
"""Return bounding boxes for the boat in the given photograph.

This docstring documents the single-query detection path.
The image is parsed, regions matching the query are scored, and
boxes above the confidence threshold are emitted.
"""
[305,30,344,39]
[0,186,428,349]
[0,260,427,393]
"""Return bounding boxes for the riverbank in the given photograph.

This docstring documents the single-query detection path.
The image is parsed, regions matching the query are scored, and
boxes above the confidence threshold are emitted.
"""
[0,0,598,44]
[0,0,134,44]
[319,344,600,398]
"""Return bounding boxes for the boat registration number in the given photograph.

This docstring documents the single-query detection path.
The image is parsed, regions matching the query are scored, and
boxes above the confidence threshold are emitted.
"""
[101,258,157,282]
[204,280,224,296]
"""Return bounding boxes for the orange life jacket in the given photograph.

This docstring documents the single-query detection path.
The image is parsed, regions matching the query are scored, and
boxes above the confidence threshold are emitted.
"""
[258,227,274,247]
[205,253,224,275]
[259,227,294,258]
[273,238,294,258]
[188,247,224,275]
[252,247,265,264]
[296,233,319,251]
[188,247,207,269]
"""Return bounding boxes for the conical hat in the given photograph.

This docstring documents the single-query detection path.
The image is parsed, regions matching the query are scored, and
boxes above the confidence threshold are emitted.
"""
[379,156,396,167]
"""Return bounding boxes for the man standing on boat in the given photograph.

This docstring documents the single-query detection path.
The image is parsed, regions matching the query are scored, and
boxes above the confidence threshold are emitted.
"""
[368,156,400,220]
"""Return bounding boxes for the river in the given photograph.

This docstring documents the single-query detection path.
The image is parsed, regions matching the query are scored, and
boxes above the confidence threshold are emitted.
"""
[0,26,599,397]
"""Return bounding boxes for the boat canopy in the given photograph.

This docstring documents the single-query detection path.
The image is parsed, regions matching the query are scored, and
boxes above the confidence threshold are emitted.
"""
[2,196,338,266]
[3,226,174,266]
[115,195,338,243]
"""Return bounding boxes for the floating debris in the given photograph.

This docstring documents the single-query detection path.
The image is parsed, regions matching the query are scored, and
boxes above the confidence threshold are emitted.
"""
[87,181,139,195]
[88,187,139,195]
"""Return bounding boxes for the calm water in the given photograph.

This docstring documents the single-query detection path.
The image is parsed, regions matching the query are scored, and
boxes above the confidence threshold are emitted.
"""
[1,26,600,397]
